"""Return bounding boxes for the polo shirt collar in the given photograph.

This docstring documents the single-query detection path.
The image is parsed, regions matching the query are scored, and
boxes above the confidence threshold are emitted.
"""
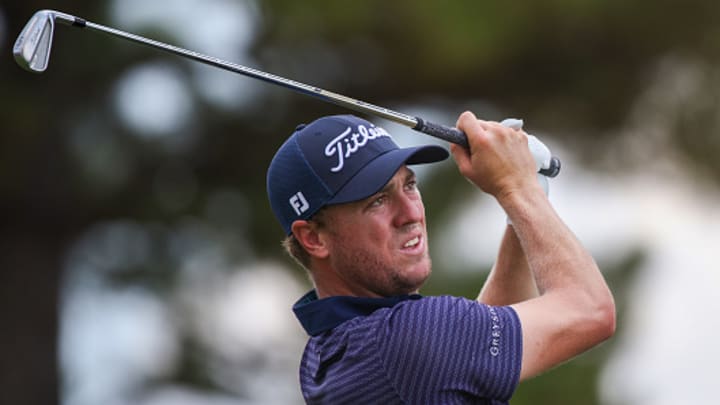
[293,290,422,336]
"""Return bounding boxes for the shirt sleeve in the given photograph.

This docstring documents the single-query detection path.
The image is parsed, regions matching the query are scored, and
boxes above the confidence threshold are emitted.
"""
[376,295,522,403]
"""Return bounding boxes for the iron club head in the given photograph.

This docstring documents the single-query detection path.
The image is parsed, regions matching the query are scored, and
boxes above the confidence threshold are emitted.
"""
[13,10,78,72]
[13,10,56,72]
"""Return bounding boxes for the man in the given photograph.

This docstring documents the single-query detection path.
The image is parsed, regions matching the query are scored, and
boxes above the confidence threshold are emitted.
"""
[266,112,615,404]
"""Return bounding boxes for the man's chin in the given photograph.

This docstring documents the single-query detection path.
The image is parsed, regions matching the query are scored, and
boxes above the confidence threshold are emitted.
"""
[397,263,432,294]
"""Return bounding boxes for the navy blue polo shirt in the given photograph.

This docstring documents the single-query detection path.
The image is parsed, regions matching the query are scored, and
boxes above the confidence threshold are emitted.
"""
[293,290,522,404]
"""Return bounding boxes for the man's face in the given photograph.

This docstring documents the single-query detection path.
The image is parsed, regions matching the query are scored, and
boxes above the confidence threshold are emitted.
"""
[320,166,432,297]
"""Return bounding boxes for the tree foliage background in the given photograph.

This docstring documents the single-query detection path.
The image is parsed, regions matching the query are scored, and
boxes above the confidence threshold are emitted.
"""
[2,1,720,404]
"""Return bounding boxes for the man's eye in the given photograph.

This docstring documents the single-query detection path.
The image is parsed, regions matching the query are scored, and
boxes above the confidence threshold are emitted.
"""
[370,195,386,207]
[406,180,418,191]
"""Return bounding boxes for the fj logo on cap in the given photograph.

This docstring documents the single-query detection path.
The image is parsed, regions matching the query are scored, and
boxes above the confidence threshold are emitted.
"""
[289,191,309,216]
[325,125,391,173]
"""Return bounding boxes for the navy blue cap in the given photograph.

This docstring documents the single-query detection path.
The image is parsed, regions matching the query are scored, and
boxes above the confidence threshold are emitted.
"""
[267,115,449,234]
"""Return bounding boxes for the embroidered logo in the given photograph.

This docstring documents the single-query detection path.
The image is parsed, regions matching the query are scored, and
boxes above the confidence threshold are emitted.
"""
[289,191,309,216]
[488,306,502,357]
[324,124,391,173]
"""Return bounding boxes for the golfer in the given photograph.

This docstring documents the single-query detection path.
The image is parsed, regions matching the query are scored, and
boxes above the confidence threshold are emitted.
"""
[266,112,615,404]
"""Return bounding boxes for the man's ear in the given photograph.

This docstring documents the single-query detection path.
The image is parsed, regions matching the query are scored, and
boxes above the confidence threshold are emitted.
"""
[291,220,330,259]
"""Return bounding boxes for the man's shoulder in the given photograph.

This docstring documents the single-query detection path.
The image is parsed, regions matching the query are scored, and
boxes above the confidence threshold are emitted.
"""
[325,295,473,327]
[387,294,494,321]
[331,295,509,330]
[308,294,519,348]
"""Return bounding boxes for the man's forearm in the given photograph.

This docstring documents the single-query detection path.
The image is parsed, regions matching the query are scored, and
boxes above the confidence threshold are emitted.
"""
[477,225,539,305]
[500,186,605,296]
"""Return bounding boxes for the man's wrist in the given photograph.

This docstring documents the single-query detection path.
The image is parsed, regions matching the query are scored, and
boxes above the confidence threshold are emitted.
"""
[500,181,550,226]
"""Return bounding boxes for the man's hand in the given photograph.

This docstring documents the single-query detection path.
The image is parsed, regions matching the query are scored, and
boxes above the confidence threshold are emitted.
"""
[450,111,541,199]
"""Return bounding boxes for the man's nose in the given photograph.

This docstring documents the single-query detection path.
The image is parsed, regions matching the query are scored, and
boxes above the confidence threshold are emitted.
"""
[393,193,424,228]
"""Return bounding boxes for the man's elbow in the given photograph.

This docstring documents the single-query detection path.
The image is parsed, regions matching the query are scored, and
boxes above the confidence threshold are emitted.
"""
[588,290,616,343]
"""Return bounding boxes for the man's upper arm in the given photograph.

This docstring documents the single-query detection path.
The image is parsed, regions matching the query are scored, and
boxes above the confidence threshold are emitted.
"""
[511,293,615,381]
[379,297,523,401]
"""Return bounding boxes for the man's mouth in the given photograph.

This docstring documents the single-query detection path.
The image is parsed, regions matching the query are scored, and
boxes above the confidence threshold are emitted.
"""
[403,236,420,248]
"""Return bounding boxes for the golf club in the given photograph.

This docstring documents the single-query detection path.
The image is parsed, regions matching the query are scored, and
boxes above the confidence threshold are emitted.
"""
[14,9,561,177]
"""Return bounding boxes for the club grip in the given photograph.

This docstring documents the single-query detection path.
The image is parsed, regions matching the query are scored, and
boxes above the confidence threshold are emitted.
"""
[413,116,561,178]
[413,117,469,148]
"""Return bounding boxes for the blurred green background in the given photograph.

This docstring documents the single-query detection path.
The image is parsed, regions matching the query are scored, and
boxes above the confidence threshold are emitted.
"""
[2,1,720,404]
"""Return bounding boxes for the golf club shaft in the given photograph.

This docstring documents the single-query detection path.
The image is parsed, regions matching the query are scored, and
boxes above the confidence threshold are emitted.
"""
[55,13,467,146]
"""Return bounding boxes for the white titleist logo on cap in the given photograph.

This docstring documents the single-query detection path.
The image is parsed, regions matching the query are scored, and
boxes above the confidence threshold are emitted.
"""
[325,125,391,173]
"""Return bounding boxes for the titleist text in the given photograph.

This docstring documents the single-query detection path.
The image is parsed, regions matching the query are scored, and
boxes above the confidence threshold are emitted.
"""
[325,125,391,172]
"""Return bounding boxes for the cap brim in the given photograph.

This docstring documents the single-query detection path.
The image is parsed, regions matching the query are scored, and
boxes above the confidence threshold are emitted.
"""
[327,144,448,205]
